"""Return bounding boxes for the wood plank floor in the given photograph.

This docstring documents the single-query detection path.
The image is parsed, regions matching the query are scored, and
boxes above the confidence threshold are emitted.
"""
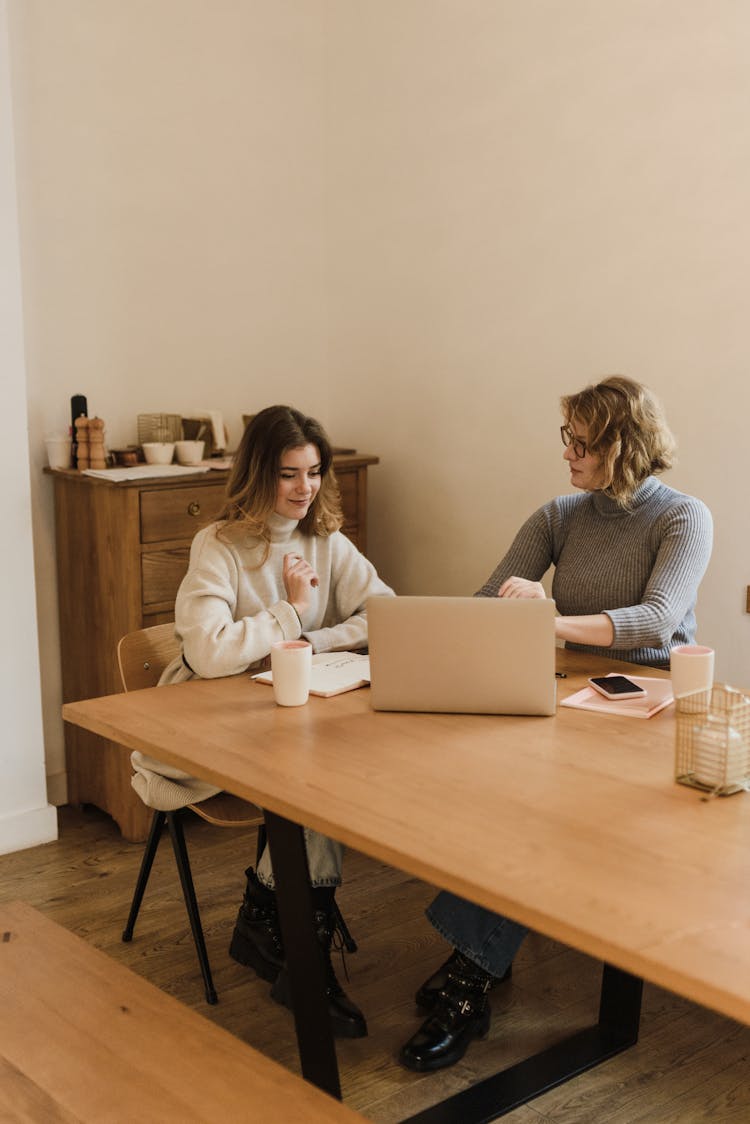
[1,805,747,1122]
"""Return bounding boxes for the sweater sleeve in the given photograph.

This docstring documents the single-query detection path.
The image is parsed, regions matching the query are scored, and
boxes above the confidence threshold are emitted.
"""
[604,497,713,650]
[303,533,395,653]
[176,527,301,678]
[475,505,556,597]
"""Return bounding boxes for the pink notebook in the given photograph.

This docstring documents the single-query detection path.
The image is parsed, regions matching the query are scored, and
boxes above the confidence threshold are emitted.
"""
[560,674,673,719]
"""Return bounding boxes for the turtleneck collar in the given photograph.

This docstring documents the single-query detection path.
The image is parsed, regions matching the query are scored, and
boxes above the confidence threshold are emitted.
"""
[591,475,660,516]
[266,511,300,542]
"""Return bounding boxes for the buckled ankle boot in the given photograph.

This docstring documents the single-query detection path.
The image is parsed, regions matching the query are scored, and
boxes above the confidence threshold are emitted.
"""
[228,867,285,982]
[399,951,495,1072]
[416,949,511,1012]
[270,903,368,1039]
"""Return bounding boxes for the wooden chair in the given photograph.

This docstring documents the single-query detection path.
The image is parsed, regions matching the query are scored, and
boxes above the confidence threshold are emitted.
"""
[117,623,264,1004]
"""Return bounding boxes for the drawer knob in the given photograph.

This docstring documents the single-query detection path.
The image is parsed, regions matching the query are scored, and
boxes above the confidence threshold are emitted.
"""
[187,501,201,517]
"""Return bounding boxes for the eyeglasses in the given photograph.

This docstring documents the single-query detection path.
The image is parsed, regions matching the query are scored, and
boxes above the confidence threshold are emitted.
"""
[560,425,588,459]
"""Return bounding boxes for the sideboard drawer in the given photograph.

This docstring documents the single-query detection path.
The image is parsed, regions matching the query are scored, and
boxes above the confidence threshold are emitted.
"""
[337,470,357,516]
[140,485,226,543]
[142,548,191,607]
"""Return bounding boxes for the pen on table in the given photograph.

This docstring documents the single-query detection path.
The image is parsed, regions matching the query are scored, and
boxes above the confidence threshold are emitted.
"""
[555,672,567,678]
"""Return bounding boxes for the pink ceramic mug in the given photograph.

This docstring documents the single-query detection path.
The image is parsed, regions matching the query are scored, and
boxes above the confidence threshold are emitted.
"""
[670,644,714,699]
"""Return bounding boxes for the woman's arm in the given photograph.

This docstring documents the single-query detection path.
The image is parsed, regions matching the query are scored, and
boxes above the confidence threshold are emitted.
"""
[476,505,557,597]
[555,613,614,647]
[603,500,713,650]
[302,534,395,653]
[497,575,616,647]
[176,528,301,678]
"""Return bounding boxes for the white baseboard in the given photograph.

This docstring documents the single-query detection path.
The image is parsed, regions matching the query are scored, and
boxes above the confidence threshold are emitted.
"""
[0,804,58,856]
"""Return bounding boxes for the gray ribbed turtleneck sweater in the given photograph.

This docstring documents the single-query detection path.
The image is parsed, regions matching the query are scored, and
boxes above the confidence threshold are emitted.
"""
[476,477,713,668]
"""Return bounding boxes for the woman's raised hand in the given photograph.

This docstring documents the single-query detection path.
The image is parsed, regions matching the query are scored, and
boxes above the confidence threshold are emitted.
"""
[497,576,547,600]
[283,552,320,616]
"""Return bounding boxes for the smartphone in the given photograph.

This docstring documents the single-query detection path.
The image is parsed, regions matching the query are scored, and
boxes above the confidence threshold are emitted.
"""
[588,675,646,700]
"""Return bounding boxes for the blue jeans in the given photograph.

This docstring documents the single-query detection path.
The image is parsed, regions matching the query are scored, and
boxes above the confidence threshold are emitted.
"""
[427,891,528,977]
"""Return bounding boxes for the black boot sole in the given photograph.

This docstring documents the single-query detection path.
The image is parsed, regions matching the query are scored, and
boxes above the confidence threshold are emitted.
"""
[270,973,368,1039]
[398,1007,491,1072]
[228,927,281,983]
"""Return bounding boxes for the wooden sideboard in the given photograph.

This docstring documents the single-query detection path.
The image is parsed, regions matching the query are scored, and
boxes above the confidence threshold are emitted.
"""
[50,455,379,841]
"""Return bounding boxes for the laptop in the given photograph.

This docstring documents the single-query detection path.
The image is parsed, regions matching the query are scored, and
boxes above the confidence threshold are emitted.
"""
[367,595,557,715]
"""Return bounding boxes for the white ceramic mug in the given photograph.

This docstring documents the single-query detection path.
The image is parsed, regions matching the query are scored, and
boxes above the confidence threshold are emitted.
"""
[45,435,71,470]
[670,644,715,701]
[175,439,205,466]
[271,640,312,706]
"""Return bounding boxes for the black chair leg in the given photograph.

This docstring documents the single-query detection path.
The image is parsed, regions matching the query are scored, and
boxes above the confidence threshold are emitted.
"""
[166,810,218,1005]
[256,818,357,953]
[122,810,166,943]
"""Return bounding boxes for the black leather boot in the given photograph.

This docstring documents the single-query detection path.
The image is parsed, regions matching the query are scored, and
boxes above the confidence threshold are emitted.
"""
[270,906,367,1039]
[399,951,495,1072]
[228,867,285,982]
[416,949,511,1012]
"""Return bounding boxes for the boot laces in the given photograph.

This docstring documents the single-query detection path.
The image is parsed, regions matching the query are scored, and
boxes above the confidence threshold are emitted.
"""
[315,910,350,989]
[330,918,350,984]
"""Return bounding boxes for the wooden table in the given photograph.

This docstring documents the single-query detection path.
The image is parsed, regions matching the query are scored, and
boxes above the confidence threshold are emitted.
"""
[62,650,750,1122]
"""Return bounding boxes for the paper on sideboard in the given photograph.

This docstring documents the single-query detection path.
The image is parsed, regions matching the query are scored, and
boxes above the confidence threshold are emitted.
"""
[83,465,211,481]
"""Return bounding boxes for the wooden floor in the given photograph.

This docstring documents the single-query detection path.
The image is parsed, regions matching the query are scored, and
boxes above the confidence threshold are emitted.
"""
[1,805,748,1123]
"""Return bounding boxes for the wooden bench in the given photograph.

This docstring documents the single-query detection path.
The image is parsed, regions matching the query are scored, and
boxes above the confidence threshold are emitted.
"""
[0,901,367,1123]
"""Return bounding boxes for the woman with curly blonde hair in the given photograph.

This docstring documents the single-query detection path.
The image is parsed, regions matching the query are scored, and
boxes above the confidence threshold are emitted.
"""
[132,404,393,1040]
[399,375,712,1074]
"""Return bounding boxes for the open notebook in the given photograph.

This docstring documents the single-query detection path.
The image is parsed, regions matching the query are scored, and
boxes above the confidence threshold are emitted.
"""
[253,651,370,698]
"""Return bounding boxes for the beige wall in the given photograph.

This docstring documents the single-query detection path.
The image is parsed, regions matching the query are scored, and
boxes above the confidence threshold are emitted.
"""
[324,0,750,679]
[9,0,334,798]
[7,1,750,803]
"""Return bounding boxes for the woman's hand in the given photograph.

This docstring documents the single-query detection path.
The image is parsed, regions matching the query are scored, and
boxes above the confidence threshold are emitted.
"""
[497,576,547,600]
[283,552,320,616]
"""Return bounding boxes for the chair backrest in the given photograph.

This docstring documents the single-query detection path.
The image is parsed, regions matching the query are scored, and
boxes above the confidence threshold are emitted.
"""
[117,623,182,692]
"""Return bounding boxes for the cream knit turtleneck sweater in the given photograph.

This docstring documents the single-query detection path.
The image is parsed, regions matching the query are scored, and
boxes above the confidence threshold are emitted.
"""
[131,513,394,810]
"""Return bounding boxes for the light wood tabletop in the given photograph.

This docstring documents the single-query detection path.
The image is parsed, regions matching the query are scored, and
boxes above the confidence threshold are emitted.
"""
[62,648,750,1031]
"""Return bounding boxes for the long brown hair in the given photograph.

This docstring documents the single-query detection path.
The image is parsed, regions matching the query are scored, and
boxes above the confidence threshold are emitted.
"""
[561,376,676,507]
[217,406,342,549]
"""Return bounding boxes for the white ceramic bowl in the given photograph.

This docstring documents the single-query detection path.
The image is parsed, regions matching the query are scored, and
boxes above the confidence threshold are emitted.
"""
[175,439,205,466]
[142,442,175,465]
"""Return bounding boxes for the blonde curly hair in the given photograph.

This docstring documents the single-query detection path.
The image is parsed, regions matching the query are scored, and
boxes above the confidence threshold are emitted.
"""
[561,376,676,507]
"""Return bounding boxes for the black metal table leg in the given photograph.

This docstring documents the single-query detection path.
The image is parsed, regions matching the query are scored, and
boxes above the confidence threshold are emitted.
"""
[263,810,341,1099]
[599,962,643,1038]
[260,809,643,1120]
[402,963,643,1124]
